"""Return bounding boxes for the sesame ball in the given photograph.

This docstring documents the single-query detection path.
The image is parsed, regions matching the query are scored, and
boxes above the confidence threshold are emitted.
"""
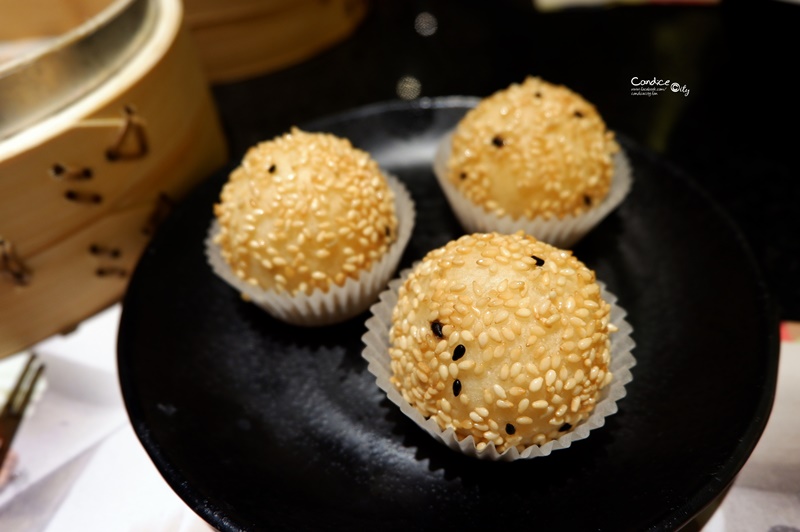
[447,77,620,220]
[213,128,398,295]
[388,232,615,453]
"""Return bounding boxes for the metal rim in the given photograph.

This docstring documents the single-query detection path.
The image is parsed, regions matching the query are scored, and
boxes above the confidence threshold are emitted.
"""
[0,0,156,141]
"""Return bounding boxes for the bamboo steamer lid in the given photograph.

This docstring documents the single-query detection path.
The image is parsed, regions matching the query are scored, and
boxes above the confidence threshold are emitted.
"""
[0,0,228,358]
[182,0,369,83]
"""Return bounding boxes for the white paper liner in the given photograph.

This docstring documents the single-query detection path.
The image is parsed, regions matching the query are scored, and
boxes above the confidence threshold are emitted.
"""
[206,175,416,326]
[433,131,633,249]
[361,268,636,461]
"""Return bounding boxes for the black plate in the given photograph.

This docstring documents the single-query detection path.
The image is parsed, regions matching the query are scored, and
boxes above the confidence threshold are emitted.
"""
[118,98,779,532]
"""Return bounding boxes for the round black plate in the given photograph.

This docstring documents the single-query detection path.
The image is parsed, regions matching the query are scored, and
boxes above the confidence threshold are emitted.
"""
[118,98,779,532]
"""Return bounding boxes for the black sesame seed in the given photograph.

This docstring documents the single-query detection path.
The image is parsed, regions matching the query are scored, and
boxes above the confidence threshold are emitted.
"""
[452,379,462,397]
[505,423,516,435]
[559,423,573,432]
[531,255,545,267]
[574,110,584,118]
[459,172,467,180]
[453,344,466,361]
[491,135,505,147]
[583,194,592,206]
[535,91,542,98]
[268,164,276,173]
[431,320,444,338]
[385,225,391,237]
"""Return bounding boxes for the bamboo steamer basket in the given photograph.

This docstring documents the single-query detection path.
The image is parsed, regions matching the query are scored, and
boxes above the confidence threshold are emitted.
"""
[182,0,369,83]
[0,0,228,358]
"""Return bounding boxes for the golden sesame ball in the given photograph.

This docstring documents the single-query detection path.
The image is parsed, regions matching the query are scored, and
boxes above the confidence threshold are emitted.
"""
[447,77,620,220]
[389,232,614,453]
[213,128,398,295]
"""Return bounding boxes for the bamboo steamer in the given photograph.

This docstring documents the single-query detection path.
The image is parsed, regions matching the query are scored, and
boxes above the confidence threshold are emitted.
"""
[0,0,228,358]
[182,0,369,83]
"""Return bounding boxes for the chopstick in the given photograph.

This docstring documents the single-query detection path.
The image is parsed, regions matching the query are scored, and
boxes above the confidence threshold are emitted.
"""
[0,353,45,471]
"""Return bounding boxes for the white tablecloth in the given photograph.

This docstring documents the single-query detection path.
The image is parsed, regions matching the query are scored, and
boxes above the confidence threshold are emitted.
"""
[0,305,797,531]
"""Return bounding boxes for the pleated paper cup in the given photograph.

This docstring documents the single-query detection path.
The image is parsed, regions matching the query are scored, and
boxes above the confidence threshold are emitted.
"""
[362,269,636,461]
[433,131,633,249]
[206,175,415,326]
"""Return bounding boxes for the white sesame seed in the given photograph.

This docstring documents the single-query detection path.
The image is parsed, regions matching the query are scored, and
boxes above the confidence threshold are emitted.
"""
[570,397,581,412]
[499,365,509,380]
[518,398,530,413]
[458,360,476,370]
[478,332,489,348]
[446,329,459,347]
[476,385,490,402]
[449,363,459,378]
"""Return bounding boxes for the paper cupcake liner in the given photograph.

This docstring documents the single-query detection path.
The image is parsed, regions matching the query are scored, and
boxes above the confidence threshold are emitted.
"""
[206,175,416,326]
[361,268,636,461]
[433,131,633,249]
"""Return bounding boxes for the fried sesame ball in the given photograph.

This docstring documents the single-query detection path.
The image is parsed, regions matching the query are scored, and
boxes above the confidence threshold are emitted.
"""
[389,232,615,453]
[214,128,398,295]
[447,77,620,220]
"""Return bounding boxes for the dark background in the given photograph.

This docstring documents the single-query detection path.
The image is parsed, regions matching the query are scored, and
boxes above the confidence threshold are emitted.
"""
[210,0,800,321]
